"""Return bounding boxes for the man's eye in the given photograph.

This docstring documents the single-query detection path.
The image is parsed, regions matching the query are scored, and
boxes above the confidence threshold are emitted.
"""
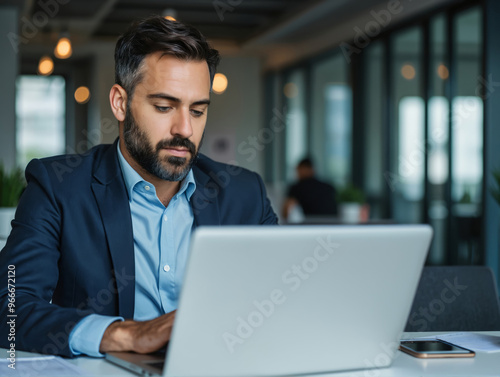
[191,110,204,117]
[155,106,171,112]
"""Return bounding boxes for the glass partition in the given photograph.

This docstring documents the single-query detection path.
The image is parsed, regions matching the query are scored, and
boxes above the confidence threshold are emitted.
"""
[390,27,424,224]
[362,41,385,219]
[263,1,485,266]
[427,14,450,264]
[283,69,307,181]
[451,7,483,264]
[16,75,66,168]
[310,53,351,187]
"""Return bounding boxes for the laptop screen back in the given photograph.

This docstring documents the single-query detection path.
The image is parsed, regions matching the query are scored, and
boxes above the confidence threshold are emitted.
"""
[165,225,432,377]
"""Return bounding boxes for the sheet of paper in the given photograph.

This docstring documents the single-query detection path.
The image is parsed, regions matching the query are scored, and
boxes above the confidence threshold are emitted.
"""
[0,356,85,376]
[404,332,500,353]
[437,332,500,353]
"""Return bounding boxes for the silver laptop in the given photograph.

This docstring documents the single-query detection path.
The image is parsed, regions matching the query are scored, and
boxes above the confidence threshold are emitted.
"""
[106,224,432,377]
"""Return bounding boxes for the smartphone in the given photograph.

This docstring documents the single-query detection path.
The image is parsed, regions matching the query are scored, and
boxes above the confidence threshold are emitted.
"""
[399,339,475,358]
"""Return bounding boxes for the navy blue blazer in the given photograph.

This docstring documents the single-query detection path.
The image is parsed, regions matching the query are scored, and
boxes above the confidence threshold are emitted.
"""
[0,141,277,357]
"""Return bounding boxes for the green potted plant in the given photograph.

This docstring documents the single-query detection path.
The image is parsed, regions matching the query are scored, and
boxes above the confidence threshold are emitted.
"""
[337,183,366,223]
[0,164,25,240]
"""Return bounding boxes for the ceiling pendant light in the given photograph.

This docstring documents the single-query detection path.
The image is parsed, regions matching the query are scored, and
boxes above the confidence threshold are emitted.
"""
[38,55,54,76]
[162,8,177,21]
[213,73,228,94]
[75,86,91,104]
[54,35,72,59]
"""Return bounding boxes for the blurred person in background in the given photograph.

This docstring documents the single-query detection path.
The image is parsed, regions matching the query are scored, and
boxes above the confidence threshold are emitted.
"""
[282,157,337,221]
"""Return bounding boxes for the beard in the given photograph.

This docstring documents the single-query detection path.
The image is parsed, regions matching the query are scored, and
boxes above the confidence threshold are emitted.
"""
[123,106,201,182]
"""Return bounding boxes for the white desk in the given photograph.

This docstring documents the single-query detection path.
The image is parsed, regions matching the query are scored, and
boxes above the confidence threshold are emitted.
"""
[5,332,500,376]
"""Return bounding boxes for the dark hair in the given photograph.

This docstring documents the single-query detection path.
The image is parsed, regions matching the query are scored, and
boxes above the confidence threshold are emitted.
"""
[114,15,220,98]
[298,157,314,169]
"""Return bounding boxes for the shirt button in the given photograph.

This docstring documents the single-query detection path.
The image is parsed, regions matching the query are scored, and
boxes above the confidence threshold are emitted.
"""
[145,185,151,191]
[163,215,168,221]
[163,264,171,272]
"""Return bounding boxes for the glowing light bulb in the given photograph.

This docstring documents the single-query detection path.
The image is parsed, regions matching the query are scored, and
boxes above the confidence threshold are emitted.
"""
[38,56,54,76]
[74,86,91,104]
[162,9,177,22]
[55,37,72,59]
[437,64,449,80]
[213,73,228,94]
[401,64,416,80]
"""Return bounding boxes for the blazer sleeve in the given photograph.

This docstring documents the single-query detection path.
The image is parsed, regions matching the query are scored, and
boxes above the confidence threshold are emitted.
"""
[0,159,87,357]
[255,173,279,225]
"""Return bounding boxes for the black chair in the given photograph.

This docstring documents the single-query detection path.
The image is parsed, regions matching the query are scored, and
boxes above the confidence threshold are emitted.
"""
[405,266,500,332]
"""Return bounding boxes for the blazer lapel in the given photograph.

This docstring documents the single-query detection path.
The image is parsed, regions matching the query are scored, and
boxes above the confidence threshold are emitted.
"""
[91,141,135,319]
[191,165,221,227]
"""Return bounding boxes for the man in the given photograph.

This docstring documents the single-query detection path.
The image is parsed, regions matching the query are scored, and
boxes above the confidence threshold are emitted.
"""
[0,16,277,358]
[282,157,337,221]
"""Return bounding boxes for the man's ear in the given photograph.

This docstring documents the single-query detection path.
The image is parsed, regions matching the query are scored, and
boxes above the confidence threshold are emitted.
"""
[109,84,128,122]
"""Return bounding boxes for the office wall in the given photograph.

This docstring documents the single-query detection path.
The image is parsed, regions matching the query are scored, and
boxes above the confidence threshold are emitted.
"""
[0,6,19,170]
[201,56,263,174]
[87,41,119,146]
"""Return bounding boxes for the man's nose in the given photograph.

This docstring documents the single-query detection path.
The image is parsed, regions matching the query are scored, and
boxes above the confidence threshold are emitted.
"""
[170,108,193,139]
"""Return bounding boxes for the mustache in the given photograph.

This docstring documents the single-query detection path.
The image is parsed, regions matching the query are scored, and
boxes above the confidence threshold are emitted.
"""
[156,137,196,155]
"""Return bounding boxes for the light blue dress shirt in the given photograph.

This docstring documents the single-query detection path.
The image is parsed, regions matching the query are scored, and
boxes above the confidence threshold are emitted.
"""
[69,143,196,357]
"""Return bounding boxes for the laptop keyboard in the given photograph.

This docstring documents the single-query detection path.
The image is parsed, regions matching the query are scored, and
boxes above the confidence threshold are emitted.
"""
[145,361,165,370]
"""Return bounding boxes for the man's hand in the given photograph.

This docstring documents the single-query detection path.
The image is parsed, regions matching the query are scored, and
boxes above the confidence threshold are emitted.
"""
[99,310,176,354]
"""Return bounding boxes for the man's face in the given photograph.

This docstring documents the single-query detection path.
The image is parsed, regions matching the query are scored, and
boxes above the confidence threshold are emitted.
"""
[123,53,211,181]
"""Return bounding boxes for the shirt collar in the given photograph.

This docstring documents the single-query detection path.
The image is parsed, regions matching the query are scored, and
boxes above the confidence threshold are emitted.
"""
[116,141,196,202]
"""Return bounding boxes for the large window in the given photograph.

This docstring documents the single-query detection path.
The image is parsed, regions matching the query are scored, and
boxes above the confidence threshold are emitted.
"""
[263,2,485,266]
[16,76,66,168]
[426,14,450,264]
[390,27,424,224]
[269,54,352,188]
[283,69,308,182]
[311,54,351,187]
[451,7,483,264]
[362,41,385,219]
[360,5,484,264]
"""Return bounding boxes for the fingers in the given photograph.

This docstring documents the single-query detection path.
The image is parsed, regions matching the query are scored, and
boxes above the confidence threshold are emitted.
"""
[130,315,175,354]
[99,311,177,354]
